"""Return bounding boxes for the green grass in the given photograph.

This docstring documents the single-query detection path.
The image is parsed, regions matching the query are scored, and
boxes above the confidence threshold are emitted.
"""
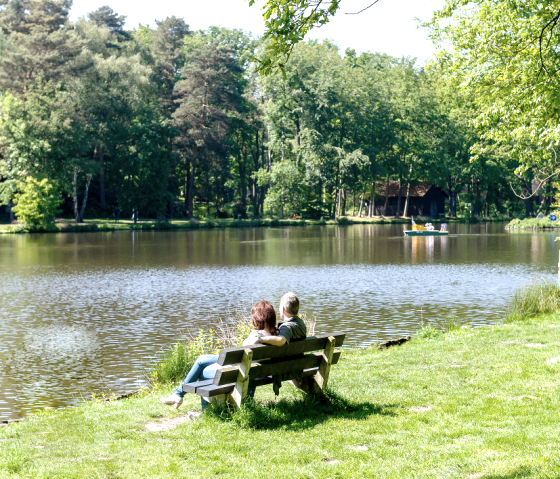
[4,313,560,478]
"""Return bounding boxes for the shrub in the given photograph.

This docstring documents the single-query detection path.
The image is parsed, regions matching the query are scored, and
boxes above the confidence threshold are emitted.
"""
[506,279,560,322]
[12,177,62,227]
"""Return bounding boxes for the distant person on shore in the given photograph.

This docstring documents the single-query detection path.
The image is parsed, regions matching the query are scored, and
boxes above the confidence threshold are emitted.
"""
[113,207,120,223]
[160,293,306,410]
[132,208,138,224]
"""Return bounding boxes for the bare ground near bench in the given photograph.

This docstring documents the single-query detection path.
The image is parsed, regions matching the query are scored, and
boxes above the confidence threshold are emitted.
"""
[3,314,560,478]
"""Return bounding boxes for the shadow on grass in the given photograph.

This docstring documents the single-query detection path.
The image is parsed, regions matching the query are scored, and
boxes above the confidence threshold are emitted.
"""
[206,389,397,431]
[483,466,534,478]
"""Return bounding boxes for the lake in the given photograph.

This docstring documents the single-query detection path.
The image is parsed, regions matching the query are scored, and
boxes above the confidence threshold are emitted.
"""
[0,222,557,420]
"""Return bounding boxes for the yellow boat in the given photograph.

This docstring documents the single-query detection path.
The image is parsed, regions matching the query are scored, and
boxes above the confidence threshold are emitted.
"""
[404,217,448,237]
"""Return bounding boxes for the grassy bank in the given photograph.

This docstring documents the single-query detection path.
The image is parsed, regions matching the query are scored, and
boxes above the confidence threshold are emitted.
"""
[507,217,560,230]
[0,214,511,234]
[3,288,560,477]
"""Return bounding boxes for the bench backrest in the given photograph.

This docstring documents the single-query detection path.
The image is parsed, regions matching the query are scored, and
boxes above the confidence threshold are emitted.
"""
[217,331,345,366]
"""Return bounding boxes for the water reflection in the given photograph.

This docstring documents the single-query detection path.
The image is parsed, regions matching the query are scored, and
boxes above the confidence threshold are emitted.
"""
[0,223,557,419]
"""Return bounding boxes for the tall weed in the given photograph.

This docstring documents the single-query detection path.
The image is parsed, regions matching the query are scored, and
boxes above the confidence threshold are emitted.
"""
[507,278,560,322]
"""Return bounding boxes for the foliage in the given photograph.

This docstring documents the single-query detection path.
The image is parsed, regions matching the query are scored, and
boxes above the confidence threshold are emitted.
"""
[426,0,560,177]
[12,177,62,226]
[0,0,536,222]
[249,0,341,75]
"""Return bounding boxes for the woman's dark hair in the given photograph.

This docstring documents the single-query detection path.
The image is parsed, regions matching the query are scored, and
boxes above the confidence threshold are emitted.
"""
[251,300,277,333]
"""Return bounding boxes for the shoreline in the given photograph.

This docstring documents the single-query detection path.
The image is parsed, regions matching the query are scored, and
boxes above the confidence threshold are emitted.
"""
[507,217,560,231]
[0,215,512,234]
[2,312,560,476]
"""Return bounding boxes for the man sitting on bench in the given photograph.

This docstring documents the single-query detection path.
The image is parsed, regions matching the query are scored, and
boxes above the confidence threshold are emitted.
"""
[160,292,306,409]
[246,292,307,347]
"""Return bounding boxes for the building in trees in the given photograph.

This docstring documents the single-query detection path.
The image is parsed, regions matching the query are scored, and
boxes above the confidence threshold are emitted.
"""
[376,182,447,218]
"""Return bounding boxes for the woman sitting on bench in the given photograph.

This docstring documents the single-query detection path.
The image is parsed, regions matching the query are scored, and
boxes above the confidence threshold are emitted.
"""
[160,300,278,409]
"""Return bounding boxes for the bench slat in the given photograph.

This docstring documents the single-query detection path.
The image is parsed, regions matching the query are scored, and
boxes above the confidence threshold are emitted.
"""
[182,379,214,394]
[218,332,345,366]
[196,367,320,397]
[214,350,341,386]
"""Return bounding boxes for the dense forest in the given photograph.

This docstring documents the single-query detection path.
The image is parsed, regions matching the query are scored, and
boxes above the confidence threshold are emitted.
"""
[0,0,545,222]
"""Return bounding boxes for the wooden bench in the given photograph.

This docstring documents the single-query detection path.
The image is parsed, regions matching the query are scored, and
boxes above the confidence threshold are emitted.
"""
[183,332,345,408]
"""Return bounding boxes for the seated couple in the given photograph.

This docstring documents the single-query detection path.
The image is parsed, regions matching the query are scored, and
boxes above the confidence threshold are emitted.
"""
[161,292,307,409]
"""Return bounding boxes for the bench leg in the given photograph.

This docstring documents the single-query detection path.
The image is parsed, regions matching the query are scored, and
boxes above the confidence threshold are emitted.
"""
[290,377,322,396]
[292,336,336,397]
[230,348,253,409]
[314,335,335,391]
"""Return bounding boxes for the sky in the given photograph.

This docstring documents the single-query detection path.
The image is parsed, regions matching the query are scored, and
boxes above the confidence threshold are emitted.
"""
[69,0,446,64]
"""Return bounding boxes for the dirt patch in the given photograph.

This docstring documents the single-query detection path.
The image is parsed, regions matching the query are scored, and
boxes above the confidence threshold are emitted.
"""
[324,459,341,464]
[145,412,200,432]
[547,356,560,364]
[409,406,433,412]
[525,343,545,348]
[450,364,465,368]
[509,395,538,400]
[349,445,368,451]
[465,473,483,479]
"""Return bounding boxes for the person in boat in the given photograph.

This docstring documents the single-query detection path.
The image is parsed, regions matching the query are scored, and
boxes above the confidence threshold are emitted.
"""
[160,293,306,409]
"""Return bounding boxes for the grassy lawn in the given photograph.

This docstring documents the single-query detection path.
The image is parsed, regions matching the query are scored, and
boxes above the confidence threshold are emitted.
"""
[2,314,560,478]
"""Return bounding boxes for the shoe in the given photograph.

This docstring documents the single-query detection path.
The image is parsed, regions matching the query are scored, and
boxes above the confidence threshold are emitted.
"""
[160,394,183,409]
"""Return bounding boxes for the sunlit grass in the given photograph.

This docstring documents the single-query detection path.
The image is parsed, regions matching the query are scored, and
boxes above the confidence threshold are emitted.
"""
[4,312,560,478]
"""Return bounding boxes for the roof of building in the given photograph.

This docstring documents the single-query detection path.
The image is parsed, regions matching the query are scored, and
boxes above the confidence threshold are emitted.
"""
[376,181,439,198]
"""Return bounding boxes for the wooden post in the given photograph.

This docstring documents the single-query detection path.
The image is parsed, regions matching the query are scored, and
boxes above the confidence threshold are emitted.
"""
[313,336,336,391]
[207,394,226,407]
[230,348,253,408]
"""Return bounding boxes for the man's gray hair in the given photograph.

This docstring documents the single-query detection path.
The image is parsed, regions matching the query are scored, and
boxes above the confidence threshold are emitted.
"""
[281,292,299,316]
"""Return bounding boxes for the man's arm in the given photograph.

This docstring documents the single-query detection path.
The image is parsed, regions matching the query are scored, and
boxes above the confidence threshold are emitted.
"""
[245,335,287,346]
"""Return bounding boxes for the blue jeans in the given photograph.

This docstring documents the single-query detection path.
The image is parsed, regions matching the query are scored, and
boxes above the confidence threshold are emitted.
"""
[175,354,220,409]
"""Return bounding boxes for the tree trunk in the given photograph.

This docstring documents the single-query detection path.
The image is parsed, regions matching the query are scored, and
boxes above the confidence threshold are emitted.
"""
[187,146,196,220]
[295,118,300,168]
[252,130,260,218]
[383,175,390,216]
[449,189,456,217]
[168,197,174,219]
[352,191,356,216]
[358,193,364,217]
[239,137,247,213]
[525,198,532,216]
[396,177,402,218]
[98,146,106,208]
[184,159,190,214]
[79,175,92,222]
[370,183,375,217]
[403,182,411,217]
[341,189,346,216]
[474,183,481,217]
[73,170,79,223]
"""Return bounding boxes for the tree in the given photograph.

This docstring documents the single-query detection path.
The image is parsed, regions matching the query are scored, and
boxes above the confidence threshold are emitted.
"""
[172,43,242,219]
[12,176,62,226]
[427,0,560,175]
[0,0,80,95]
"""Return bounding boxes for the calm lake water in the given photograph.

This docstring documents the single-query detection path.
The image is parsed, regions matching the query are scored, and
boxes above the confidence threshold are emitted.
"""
[0,223,557,420]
